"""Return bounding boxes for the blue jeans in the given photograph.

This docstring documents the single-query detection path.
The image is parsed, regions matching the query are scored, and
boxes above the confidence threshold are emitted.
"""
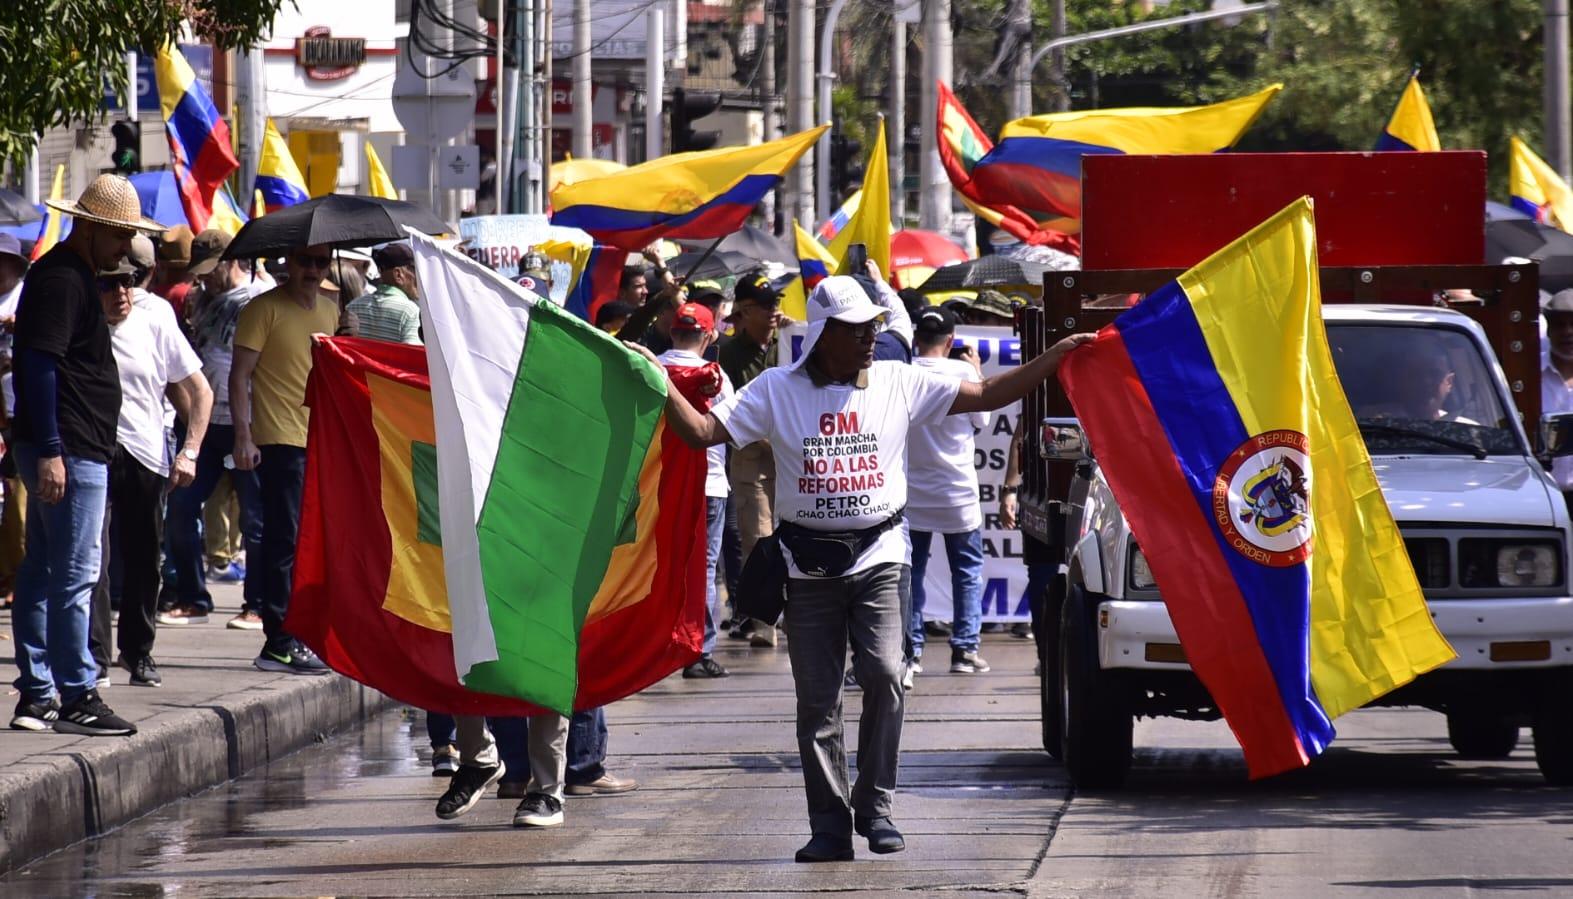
[703,496,725,654]
[167,424,262,613]
[566,707,608,785]
[908,528,986,655]
[10,444,109,704]
[256,445,306,643]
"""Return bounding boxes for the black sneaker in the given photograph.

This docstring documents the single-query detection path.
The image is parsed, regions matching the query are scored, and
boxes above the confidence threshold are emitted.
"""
[121,654,162,687]
[1011,621,1034,639]
[54,690,136,736]
[10,696,60,731]
[682,656,730,679]
[255,639,331,676]
[436,761,507,820]
[513,792,565,827]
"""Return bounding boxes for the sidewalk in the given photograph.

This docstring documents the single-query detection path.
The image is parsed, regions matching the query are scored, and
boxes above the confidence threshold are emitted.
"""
[0,581,391,873]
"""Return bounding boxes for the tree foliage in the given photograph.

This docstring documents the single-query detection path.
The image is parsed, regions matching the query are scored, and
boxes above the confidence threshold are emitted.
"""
[0,0,292,170]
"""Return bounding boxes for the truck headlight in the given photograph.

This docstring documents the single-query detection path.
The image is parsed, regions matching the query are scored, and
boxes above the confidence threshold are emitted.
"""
[1129,545,1157,590]
[1459,540,1561,588]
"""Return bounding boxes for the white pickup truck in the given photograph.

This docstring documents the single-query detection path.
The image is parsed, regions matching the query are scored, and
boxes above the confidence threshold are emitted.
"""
[1037,304,1573,788]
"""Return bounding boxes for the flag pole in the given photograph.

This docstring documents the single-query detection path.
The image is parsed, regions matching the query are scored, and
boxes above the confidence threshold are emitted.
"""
[678,235,726,284]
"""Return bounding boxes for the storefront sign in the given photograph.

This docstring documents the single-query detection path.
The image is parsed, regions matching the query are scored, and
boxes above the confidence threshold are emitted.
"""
[296,27,366,81]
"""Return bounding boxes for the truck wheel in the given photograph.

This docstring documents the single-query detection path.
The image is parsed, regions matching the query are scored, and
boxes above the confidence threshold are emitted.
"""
[1059,585,1132,790]
[1446,713,1519,760]
[1533,709,1573,786]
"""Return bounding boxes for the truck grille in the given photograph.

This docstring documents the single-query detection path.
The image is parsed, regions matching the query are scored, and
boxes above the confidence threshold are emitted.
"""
[1404,537,1449,589]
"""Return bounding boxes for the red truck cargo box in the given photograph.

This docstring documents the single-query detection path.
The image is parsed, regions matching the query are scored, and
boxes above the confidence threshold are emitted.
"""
[1081,151,1486,271]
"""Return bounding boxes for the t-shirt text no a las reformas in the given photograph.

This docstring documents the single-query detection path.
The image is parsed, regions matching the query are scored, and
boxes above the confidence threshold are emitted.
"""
[712,360,961,578]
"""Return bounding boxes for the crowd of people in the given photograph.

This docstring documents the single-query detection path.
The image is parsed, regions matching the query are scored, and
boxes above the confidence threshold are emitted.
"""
[3,173,1087,857]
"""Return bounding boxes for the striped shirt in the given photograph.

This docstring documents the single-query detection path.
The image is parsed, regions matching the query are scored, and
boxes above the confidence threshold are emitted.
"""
[347,284,422,345]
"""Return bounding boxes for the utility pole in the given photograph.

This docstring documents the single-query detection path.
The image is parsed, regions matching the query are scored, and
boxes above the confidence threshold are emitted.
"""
[572,0,592,158]
[1549,0,1571,180]
[537,0,551,209]
[646,5,665,161]
[497,2,511,215]
[1011,38,1032,119]
[760,0,778,230]
[234,46,265,203]
[890,17,906,224]
[787,0,815,226]
[919,0,952,232]
[815,0,849,220]
[1050,0,1069,111]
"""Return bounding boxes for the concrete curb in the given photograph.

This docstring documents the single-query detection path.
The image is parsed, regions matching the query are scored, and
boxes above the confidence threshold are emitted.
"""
[0,675,392,874]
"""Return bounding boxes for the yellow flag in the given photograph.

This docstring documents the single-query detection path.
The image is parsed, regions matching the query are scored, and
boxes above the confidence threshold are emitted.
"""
[1377,74,1441,152]
[781,222,839,321]
[827,119,890,277]
[365,142,399,200]
[30,164,66,260]
[1510,136,1573,231]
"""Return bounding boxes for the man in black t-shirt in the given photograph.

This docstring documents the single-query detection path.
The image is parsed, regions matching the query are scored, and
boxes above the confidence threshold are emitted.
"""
[7,175,163,738]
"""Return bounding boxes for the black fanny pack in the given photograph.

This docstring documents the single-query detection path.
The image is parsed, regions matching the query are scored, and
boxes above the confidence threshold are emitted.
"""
[776,509,906,579]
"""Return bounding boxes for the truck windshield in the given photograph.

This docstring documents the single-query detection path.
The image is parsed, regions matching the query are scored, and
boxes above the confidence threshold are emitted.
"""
[1327,323,1522,457]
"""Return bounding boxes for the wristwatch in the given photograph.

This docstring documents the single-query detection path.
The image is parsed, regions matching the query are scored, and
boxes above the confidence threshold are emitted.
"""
[179,448,199,463]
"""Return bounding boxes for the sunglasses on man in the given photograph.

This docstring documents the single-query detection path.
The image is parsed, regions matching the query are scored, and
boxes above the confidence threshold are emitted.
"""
[97,274,136,291]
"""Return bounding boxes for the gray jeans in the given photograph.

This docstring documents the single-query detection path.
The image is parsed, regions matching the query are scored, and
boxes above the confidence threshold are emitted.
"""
[784,562,905,836]
[454,713,571,801]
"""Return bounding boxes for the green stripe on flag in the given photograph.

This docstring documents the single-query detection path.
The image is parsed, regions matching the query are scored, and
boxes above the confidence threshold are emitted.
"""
[462,300,667,713]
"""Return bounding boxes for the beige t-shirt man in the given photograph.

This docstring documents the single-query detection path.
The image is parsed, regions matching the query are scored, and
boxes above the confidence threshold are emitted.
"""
[233,287,338,447]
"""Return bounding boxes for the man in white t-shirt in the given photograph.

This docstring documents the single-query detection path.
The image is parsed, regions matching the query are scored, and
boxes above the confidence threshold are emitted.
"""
[1543,290,1573,499]
[656,301,734,679]
[905,306,992,678]
[631,276,1092,863]
[88,254,211,689]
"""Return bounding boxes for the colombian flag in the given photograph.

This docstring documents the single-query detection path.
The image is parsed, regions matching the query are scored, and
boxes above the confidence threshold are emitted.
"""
[1375,74,1441,152]
[561,243,631,324]
[550,126,826,251]
[937,81,1077,251]
[256,119,311,213]
[365,142,400,200]
[826,119,890,277]
[781,221,838,321]
[815,189,860,243]
[1509,135,1573,229]
[29,164,66,262]
[293,301,709,714]
[154,43,239,233]
[1060,198,1454,778]
[970,85,1281,233]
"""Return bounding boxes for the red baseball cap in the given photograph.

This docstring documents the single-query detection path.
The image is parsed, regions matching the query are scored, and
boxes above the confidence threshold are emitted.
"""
[671,301,715,333]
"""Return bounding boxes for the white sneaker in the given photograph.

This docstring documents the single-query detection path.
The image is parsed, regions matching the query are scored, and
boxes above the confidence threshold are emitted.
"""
[901,664,915,691]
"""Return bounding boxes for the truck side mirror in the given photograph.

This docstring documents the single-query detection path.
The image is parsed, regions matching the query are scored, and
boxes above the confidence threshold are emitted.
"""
[1041,417,1091,462]
[1540,412,1573,459]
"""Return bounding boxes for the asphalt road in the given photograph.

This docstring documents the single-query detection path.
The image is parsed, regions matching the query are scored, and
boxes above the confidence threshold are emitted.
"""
[6,631,1570,897]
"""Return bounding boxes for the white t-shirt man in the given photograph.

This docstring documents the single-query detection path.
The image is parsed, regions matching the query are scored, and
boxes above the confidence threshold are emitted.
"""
[907,355,988,533]
[112,291,202,477]
[1543,358,1573,489]
[712,360,961,578]
[656,347,733,498]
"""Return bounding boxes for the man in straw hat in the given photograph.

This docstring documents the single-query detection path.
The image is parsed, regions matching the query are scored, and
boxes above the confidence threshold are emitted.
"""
[628,275,1093,863]
[230,240,338,676]
[8,174,163,736]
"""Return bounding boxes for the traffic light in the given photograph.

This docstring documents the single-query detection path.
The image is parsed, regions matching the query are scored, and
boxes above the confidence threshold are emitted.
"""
[830,123,863,203]
[110,120,140,174]
[671,87,722,153]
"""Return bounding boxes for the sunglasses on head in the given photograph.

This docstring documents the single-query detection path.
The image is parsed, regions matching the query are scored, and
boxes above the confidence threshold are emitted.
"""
[294,253,332,268]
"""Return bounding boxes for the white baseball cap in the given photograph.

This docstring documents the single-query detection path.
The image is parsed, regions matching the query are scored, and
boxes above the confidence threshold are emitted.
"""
[793,275,886,369]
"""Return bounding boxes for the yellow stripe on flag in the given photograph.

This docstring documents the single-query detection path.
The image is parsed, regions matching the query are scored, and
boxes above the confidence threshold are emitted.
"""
[367,374,451,633]
[827,119,890,277]
[583,421,668,625]
[1176,198,1455,718]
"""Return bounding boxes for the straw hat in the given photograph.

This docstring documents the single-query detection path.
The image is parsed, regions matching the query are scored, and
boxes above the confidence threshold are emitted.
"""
[46,174,165,233]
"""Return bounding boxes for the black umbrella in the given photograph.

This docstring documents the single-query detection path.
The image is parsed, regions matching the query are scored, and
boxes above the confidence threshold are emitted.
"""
[919,255,1055,292]
[222,194,451,260]
[667,248,757,281]
[1485,219,1573,292]
[0,188,40,226]
[675,225,796,267]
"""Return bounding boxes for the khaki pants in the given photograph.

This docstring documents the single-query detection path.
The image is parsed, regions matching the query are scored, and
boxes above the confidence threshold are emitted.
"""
[454,713,571,801]
[0,475,25,589]
[204,475,243,567]
[729,441,775,559]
